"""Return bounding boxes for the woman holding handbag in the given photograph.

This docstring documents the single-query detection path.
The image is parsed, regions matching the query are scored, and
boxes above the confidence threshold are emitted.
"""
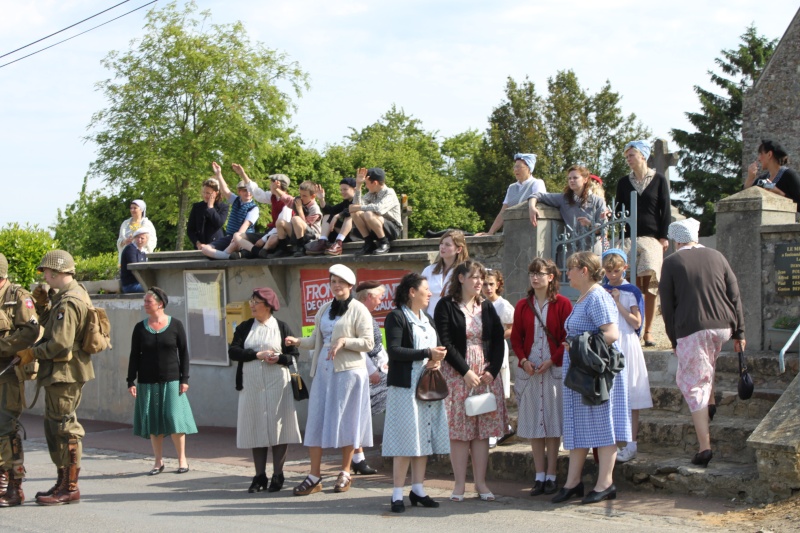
[511,258,572,496]
[228,287,301,493]
[382,272,449,513]
[434,261,507,502]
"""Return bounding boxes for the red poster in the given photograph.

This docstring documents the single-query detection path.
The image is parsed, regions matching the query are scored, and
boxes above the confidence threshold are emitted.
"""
[355,269,409,327]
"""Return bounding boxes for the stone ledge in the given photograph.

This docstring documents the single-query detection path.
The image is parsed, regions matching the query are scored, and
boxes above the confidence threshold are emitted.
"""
[748,371,800,454]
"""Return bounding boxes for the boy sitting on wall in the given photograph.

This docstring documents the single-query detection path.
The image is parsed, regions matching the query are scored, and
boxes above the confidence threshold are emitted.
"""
[267,181,322,258]
[305,177,357,256]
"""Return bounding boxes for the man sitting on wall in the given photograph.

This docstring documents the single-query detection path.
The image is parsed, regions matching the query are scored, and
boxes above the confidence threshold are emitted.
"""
[350,168,403,255]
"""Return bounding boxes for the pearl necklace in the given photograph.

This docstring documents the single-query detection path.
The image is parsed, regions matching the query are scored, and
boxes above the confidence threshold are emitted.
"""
[576,284,598,304]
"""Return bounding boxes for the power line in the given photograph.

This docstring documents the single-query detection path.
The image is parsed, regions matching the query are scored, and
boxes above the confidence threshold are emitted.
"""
[0,1,158,70]
[0,0,134,59]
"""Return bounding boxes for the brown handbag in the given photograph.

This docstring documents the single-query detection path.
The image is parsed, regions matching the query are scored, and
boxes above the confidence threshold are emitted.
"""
[416,367,448,401]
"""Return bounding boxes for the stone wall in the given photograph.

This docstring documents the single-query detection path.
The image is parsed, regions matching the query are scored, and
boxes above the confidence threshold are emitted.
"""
[761,225,800,349]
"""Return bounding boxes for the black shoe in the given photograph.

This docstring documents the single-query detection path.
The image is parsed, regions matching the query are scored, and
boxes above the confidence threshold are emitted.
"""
[691,449,713,467]
[391,498,405,513]
[497,428,516,446]
[268,248,292,259]
[351,459,377,475]
[373,242,391,255]
[409,490,439,508]
[356,237,376,256]
[551,482,584,503]
[248,473,268,493]
[176,466,190,474]
[293,247,306,257]
[543,479,558,495]
[229,251,242,260]
[581,484,616,504]
[530,480,544,496]
[708,404,716,422]
[240,249,254,259]
[258,247,273,259]
[267,473,284,492]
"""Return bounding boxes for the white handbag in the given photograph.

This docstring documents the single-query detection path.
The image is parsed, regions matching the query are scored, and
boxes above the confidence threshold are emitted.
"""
[464,385,497,417]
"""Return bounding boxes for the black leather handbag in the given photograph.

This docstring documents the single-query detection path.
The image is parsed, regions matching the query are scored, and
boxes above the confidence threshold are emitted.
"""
[737,351,754,400]
[416,368,448,401]
[290,357,309,401]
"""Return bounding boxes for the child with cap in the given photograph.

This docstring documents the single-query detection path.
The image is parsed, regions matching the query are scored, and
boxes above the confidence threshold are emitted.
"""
[305,178,357,256]
[267,181,322,258]
[601,248,651,463]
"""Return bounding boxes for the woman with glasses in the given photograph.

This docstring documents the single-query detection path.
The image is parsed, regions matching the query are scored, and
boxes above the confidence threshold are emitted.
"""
[511,259,572,496]
[228,287,301,493]
[434,260,507,502]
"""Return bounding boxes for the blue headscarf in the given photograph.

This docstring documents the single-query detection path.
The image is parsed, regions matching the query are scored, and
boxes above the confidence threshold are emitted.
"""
[624,140,651,161]
[514,153,537,173]
[600,248,645,336]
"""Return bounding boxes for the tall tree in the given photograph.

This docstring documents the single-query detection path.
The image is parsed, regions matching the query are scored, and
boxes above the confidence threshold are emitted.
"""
[87,1,307,249]
[671,25,777,235]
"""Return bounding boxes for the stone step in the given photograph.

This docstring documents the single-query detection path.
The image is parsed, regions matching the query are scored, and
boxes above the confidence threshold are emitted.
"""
[644,350,800,380]
[637,409,758,463]
[649,384,783,418]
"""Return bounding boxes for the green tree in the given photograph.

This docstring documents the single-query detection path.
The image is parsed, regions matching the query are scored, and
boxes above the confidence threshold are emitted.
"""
[87,0,308,250]
[0,223,57,287]
[323,107,483,236]
[671,25,777,235]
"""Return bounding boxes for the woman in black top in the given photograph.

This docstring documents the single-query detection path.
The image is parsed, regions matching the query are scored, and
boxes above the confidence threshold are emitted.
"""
[745,139,800,213]
[615,140,671,347]
[127,287,197,475]
[187,178,229,249]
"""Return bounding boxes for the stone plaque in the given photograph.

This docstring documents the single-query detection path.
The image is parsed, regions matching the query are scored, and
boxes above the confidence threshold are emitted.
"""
[775,244,800,295]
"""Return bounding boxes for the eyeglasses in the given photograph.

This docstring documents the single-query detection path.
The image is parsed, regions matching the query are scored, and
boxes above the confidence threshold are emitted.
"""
[248,299,265,306]
[529,272,550,278]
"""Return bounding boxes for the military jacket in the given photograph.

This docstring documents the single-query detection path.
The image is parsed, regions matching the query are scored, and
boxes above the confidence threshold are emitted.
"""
[0,281,39,383]
[32,280,95,386]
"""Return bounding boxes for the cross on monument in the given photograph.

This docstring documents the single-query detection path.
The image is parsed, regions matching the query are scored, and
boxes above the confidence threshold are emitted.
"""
[647,138,680,184]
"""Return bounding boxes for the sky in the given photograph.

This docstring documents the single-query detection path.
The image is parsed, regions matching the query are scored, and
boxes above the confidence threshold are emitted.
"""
[0,0,798,231]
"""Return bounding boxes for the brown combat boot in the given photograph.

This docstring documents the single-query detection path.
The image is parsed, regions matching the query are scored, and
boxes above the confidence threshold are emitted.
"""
[35,468,64,498]
[37,441,80,506]
[0,469,7,498]
[0,471,24,507]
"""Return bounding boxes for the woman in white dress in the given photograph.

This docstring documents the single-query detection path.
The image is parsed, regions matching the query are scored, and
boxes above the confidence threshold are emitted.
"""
[228,287,301,493]
[421,230,469,316]
[285,264,375,496]
[116,199,157,265]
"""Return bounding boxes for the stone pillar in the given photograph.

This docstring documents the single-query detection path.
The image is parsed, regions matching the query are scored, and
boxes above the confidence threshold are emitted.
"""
[716,187,795,349]
[501,203,561,305]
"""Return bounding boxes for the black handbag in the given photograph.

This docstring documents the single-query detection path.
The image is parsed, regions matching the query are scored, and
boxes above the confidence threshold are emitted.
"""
[416,367,448,401]
[737,351,754,400]
[290,356,309,401]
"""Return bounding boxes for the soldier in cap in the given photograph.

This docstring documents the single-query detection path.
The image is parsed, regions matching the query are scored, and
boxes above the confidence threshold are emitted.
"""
[17,250,95,505]
[0,253,39,507]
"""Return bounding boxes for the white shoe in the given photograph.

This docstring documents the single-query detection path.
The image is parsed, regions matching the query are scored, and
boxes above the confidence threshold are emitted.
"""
[489,437,497,449]
[616,446,637,463]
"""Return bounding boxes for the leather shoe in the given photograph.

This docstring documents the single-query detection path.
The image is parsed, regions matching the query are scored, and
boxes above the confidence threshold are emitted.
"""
[708,405,717,422]
[543,479,558,495]
[333,472,351,493]
[176,466,189,474]
[305,239,329,255]
[268,473,284,492]
[293,476,322,496]
[149,465,165,476]
[551,482,584,503]
[325,240,343,256]
[530,480,544,496]
[248,473,268,493]
[581,484,616,504]
[409,490,439,508]
[355,241,376,256]
[373,242,391,255]
[351,459,377,475]
[691,449,713,467]
[391,498,405,513]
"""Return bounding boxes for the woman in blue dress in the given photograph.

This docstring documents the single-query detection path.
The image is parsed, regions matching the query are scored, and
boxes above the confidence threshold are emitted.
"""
[551,252,630,505]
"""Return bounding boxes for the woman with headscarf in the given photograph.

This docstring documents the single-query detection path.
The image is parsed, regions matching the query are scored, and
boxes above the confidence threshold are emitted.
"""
[614,140,671,347]
[117,199,157,266]
[659,218,745,468]
[229,287,301,493]
[284,264,374,496]
[127,287,197,475]
[187,178,230,250]
[744,139,800,212]
[478,153,547,235]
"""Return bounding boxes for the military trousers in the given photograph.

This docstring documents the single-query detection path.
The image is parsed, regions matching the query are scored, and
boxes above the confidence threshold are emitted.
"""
[44,382,85,468]
[0,377,24,473]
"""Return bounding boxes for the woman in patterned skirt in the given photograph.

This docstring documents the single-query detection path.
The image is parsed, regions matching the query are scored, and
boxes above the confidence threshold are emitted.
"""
[285,264,375,496]
[127,287,197,475]
[229,287,301,493]
[383,273,449,513]
[552,252,630,505]
[511,258,572,496]
[435,261,507,502]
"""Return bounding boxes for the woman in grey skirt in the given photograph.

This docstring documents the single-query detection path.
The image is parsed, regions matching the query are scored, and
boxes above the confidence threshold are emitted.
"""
[127,287,197,475]
[382,273,449,513]
[229,287,301,493]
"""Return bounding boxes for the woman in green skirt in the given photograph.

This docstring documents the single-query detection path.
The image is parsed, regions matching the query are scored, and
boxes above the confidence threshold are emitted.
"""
[127,287,198,475]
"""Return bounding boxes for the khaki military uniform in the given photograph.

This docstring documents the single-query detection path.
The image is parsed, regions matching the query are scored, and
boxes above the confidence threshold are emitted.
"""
[31,280,95,469]
[0,282,39,480]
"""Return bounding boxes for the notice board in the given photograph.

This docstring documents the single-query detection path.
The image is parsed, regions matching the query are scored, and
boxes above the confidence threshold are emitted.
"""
[184,270,228,365]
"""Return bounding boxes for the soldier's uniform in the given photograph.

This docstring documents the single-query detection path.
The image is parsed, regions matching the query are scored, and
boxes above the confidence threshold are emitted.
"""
[0,253,39,507]
[22,251,94,506]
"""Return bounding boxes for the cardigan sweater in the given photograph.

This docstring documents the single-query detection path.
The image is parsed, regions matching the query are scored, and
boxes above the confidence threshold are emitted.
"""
[297,299,374,378]
[384,308,441,389]
[614,172,671,241]
[186,200,229,247]
[434,297,505,378]
[127,318,190,387]
[659,246,745,348]
[228,317,298,391]
[511,294,572,368]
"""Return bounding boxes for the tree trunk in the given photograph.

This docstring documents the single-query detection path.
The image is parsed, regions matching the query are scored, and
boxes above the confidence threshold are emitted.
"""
[175,190,189,251]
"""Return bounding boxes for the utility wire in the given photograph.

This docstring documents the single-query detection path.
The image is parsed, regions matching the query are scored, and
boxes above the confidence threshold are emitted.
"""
[0,0,133,59]
[0,1,158,70]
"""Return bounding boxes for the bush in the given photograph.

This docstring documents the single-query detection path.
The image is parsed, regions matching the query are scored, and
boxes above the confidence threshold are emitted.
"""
[75,253,119,282]
[0,223,57,287]
[773,316,800,330]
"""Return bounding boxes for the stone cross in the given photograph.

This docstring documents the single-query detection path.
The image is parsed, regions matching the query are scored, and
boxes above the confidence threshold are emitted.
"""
[647,138,680,182]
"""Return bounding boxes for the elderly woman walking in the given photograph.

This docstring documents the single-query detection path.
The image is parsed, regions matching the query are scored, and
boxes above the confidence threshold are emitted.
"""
[659,219,745,467]
[229,287,301,493]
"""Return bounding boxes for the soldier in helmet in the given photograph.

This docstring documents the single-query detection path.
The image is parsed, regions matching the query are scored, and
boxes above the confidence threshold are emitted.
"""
[17,250,94,505]
[0,253,39,507]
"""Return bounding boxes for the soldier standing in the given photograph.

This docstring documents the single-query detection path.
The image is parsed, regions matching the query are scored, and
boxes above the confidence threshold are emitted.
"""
[0,253,39,507]
[17,250,95,505]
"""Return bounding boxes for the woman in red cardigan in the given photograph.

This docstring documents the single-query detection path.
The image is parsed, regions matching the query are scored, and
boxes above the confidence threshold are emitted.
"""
[511,258,572,496]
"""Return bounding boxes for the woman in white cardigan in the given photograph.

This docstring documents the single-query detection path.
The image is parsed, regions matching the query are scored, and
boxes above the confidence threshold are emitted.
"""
[285,264,375,496]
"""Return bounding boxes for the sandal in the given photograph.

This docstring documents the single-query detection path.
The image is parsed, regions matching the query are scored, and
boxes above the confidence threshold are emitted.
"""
[479,492,496,501]
[293,476,322,496]
[643,331,656,347]
[449,493,465,502]
[333,472,352,493]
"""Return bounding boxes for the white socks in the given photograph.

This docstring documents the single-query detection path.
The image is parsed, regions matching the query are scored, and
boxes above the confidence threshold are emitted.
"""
[627,441,638,451]
[411,483,427,497]
[535,472,545,482]
[392,487,404,501]
[353,452,365,463]
[337,233,347,242]
[339,470,350,479]
[307,474,320,483]
[319,236,328,242]
[546,474,556,482]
